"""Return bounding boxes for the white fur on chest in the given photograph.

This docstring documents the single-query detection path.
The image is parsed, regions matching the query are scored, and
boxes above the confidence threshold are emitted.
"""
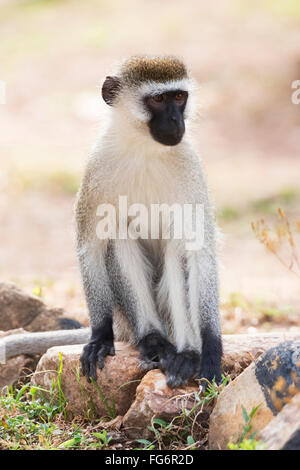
[117,155,177,207]
[95,111,189,208]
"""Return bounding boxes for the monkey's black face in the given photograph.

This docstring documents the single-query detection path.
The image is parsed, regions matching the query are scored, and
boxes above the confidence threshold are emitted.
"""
[144,90,188,146]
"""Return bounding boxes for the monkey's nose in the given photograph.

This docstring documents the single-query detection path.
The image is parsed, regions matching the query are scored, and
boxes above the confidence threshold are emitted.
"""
[171,115,178,123]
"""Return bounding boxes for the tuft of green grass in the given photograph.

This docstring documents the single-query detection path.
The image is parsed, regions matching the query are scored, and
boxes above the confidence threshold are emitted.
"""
[55,353,68,418]
[90,429,113,448]
[90,378,116,420]
[0,360,116,450]
[0,383,66,449]
[228,404,266,450]
[228,438,266,450]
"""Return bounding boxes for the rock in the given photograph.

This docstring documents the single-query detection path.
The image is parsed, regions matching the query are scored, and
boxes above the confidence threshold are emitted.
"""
[122,369,199,439]
[0,282,80,332]
[209,340,300,450]
[281,429,300,450]
[28,308,66,331]
[260,393,300,450]
[98,415,123,430]
[22,332,300,435]
[0,328,26,338]
[0,356,28,390]
[0,329,38,389]
[32,342,145,418]
[0,282,45,330]
[209,362,273,450]
[222,332,300,379]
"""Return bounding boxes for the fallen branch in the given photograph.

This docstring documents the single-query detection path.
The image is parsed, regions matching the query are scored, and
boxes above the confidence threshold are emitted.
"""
[1,327,90,361]
[1,330,300,371]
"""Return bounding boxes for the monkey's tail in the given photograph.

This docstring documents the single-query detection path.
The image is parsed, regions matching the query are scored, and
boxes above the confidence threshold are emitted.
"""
[59,317,84,330]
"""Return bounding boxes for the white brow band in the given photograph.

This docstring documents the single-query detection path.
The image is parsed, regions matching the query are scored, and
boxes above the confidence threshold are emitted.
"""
[137,78,191,97]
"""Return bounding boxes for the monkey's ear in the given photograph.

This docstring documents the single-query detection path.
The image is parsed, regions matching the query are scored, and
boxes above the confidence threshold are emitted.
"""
[101,76,121,105]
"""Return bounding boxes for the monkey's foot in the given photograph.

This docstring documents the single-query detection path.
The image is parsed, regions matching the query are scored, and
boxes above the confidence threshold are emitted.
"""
[80,342,115,383]
[137,331,176,366]
[163,350,201,388]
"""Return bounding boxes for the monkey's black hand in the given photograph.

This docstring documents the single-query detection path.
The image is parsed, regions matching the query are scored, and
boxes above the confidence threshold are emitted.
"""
[196,365,222,393]
[137,332,176,371]
[80,336,115,383]
[162,350,201,388]
[196,332,222,392]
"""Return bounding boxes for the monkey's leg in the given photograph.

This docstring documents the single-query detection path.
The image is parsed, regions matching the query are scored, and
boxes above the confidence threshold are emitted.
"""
[78,244,116,382]
[157,241,201,388]
[106,239,176,369]
[187,250,223,389]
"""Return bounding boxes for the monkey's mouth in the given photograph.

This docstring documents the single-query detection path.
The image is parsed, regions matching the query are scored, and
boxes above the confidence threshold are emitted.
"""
[149,123,185,146]
[155,133,184,146]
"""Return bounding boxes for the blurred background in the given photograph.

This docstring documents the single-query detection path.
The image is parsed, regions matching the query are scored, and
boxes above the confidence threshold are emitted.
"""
[0,0,300,334]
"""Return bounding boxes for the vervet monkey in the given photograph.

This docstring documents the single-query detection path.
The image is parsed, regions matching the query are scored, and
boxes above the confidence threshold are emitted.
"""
[75,56,222,388]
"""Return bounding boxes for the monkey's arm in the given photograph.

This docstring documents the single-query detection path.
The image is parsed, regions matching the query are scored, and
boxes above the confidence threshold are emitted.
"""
[189,247,223,388]
[75,164,120,381]
[200,255,222,384]
[78,242,117,382]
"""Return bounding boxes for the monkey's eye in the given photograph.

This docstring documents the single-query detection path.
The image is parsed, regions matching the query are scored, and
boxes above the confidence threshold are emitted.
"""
[152,94,164,103]
[174,92,187,104]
